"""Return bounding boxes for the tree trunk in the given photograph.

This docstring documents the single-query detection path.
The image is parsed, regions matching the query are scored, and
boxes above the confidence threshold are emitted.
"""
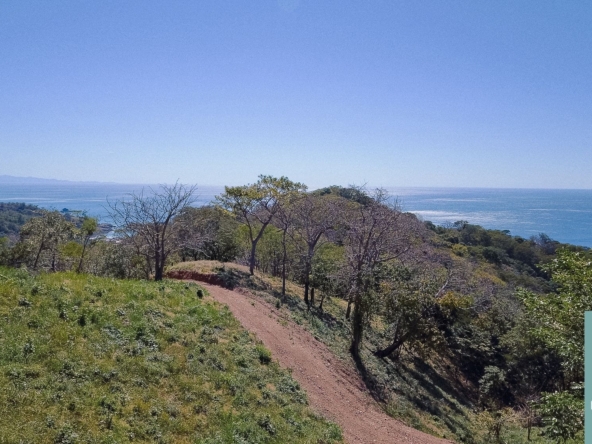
[345,298,353,319]
[310,287,315,306]
[319,292,326,311]
[249,240,257,275]
[154,249,163,281]
[374,323,408,358]
[349,295,363,360]
[33,239,45,270]
[374,337,405,358]
[303,258,311,306]
[281,229,287,298]
[77,238,89,273]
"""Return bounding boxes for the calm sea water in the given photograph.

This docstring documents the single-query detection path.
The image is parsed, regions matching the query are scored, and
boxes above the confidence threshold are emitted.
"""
[0,182,223,222]
[0,183,590,247]
[389,187,592,248]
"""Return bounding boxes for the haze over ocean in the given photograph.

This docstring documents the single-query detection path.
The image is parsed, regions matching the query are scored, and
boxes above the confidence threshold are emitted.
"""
[1,181,590,248]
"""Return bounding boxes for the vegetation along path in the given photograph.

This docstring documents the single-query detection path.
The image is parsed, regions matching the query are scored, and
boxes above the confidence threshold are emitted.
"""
[196,281,452,444]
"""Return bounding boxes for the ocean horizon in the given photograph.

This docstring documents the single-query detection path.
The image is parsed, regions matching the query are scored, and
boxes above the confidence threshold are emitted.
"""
[0,180,590,248]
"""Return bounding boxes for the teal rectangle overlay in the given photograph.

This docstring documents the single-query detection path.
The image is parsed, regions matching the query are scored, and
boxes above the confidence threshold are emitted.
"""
[586,312,592,443]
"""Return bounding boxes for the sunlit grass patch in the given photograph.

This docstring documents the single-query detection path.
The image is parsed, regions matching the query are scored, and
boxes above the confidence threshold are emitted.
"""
[0,267,342,443]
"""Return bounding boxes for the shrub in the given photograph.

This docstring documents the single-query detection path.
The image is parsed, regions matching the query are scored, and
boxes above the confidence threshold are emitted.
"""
[256,344,272,364]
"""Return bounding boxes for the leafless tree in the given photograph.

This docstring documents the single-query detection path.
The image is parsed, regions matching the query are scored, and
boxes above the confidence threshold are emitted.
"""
[107,182,197,281]
[340,188,418,359]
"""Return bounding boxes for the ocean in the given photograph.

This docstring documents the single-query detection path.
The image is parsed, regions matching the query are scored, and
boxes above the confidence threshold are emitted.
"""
[0,182,590,248]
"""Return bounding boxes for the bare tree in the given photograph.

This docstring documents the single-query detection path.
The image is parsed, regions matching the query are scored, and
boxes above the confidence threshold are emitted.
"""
[341,188,417,359]
[107,182,197,281]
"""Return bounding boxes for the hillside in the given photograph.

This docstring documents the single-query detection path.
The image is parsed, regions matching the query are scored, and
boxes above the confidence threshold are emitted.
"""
[0,268,342,443]
[166,260,561,443]
[1,179,587,443]
[0,202,43,239]
[192,278,452,443]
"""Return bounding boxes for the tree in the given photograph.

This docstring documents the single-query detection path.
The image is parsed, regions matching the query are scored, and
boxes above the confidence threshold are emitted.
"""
[536,391,583,442]
[0,236,10,266]
[340,188,417,359]
[216,175,305,275]
[289,193,342,306]
[310,243,344,311]
[518,249,590,440]
[173,206,219,262]
[107,182,197,281]
[16,210,76,270]
[519,249,591,386]
[374,261,451,358]
[77,217,98,272]
[273,189,306,298]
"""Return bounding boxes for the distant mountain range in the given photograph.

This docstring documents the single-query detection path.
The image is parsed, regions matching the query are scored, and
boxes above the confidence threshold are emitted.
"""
[0,175,118,185]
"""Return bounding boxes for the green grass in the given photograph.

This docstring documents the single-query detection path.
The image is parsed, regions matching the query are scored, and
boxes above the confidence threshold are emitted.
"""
[0,267,342,444]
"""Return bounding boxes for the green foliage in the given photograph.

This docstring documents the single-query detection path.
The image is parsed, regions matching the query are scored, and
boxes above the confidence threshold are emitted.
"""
[0,237,10,265]
[253,225,284,275]
[535,392,583,442]
[472,408,518,444]
[256,344,272,364]
[517,249,590,440]
[0,267,342,443]
[376,263,446,357]
[518,249,592,381]
[479,366,508,410]
[310,243,344,296]
[178,206,242,262]
[216,175,307,275]
[14,210,77,270]
[60,240,83,260]
[82,239,147,279]
[80,217,98,237]
[314,185,373,206]
[0,202,41,238]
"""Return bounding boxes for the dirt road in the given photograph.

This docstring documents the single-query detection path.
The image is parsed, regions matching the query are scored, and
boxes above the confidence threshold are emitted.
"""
[198,282,452,444]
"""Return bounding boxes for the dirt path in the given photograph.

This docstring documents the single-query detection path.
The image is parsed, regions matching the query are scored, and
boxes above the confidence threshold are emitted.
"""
[198,282,452,444]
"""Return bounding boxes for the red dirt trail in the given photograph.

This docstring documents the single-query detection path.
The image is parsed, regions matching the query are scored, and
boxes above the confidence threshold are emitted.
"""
[197,282,453,444]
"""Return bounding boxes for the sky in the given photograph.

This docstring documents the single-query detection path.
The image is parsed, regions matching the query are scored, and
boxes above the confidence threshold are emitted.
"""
[1,1,591,189]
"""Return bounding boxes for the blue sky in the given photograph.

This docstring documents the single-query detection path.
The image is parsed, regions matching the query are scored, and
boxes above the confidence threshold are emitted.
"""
[1,1,591,188]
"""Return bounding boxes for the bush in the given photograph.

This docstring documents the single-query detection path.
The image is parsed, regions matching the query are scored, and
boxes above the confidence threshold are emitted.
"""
[536,391,583,442]
[256,344,272,364]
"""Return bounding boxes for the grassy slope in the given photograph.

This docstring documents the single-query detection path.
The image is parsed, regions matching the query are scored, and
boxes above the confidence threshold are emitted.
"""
[167,261,554,444]
[0,267,342,444]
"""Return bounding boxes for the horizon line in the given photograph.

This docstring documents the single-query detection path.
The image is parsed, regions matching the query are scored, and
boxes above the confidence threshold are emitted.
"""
[1,174,592,192]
